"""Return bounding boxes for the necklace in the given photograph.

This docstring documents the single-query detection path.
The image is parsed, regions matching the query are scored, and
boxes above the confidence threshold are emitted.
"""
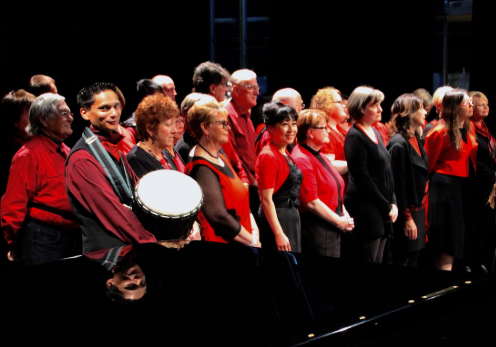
[198,142,219,159]
[165,148,176,159]
[142,141,168,167]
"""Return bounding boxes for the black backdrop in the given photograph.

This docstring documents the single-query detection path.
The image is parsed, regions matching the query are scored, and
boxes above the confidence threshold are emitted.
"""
[268,0,434,123]
[0,0,492,145]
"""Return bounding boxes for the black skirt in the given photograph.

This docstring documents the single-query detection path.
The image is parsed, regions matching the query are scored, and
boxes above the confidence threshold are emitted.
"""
[300,212,341,257]
[258,205,301,252]
[428,172,474,260]
[391,208,426,253]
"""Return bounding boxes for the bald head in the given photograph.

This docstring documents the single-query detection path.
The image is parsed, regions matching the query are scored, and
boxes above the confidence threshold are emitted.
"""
[272,88,303,113]
[152,75,177,101]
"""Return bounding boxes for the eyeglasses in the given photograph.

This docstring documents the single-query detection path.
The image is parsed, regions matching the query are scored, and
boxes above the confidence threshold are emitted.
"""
[60,111,74,119]
[476,103,489,108]
[212,120,230,129]
[240,84,260,92]
[333,100,345,105]
[164,118,184,128]
[312,126,327,130]
[461,97,473,107]
[219,82,229,87]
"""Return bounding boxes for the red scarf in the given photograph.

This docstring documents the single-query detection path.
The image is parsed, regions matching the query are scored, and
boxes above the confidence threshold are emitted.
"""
[474,121,496,162]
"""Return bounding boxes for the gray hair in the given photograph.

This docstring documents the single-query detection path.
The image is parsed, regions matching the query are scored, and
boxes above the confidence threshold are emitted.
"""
[27,93,65,135]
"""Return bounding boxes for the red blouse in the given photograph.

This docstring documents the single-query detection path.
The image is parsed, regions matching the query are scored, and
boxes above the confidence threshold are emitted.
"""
[321,125,346,160]
[292,144,345,213]
[424,120,478,177]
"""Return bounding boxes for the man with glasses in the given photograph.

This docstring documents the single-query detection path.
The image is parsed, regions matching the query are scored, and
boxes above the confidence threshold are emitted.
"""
[1,93,81,266]
[65,82,156,254]
[192,61,231,103]
[223,69,260,216]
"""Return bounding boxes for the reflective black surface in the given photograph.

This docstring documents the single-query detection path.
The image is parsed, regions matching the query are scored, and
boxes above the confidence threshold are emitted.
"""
[2,241,496,346]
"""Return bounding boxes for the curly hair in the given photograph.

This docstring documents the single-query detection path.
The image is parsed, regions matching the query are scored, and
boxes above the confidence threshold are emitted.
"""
[309,87,341,117]
[135,94,179,141]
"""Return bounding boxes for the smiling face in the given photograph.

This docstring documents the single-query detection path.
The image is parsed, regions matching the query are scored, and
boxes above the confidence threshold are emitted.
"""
[41,100,73,141]
[269,118,298,149]
[308,120,330,148]
[329,93,348,124]
[81,90,122,132]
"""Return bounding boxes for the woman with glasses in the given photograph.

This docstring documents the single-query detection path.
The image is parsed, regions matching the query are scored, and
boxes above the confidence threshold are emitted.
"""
[310,87,349,176]
[425,89,477,271]
[468,91,494,271]
[292,109,354,257]
[343,86,398,263]
[127,94,183,178]
[387,94,429,267]
[184,101,260,247]
[256,100,302,252]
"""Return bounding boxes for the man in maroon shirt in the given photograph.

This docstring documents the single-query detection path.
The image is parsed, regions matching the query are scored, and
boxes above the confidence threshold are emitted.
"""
[65,82,156,254]
[224,69,260,216]
[1,93,80,266]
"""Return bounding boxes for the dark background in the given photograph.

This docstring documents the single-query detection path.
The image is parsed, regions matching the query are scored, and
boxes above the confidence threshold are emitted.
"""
[0,0,493,145]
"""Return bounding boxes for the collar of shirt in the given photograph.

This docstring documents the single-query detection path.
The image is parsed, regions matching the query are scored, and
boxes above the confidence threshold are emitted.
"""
[300,143,321,156]
[39,132,69,157]
[90,125,124,161]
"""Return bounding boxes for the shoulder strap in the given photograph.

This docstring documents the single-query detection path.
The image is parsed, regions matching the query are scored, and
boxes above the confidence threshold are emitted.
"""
[81,127,133,204]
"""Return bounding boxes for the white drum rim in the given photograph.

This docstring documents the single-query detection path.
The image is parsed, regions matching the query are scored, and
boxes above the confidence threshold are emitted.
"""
[134,170,203,218]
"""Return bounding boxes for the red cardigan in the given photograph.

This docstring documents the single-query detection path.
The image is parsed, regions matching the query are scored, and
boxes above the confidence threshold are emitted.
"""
[256,143,292,193]
[292,144,345,213]
[424,120,478,176]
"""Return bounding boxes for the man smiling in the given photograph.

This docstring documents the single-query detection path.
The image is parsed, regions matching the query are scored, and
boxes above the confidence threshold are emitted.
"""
[65,82,156,253]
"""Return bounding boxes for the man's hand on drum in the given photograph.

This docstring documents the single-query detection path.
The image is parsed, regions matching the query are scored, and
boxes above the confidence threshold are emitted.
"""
[188,221,201,240]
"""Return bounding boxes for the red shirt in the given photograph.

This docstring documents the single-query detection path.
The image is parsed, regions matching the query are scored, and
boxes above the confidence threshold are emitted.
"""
[256,143,291,193]
[292,144,345,213]
[173,154,185,173]
[224,101,257,184]
[1,134,79,249]
[373,121,389,146]
[424,121,478,176]
[321,125,346,160]
[221,139,250,184]
[65,129,156,246]
[117,125,136,156]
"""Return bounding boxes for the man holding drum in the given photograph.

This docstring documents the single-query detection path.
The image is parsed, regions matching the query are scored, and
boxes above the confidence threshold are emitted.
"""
[65,82,156,253]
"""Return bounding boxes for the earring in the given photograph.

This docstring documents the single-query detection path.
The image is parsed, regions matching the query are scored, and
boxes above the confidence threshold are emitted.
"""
[206,135,210,142]
[151,138,155,146]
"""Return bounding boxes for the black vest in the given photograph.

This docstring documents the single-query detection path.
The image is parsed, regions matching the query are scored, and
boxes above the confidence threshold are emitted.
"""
[65,133,134,253]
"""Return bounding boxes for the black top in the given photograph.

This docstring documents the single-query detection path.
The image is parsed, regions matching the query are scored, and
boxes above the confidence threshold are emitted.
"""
[344,124,396,219]
[189,158,241,240]
[127,145,166,179]
[175,131,197,165]
[387,134,429,210]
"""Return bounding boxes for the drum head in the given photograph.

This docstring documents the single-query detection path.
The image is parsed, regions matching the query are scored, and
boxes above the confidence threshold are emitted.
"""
[135,170,203,218]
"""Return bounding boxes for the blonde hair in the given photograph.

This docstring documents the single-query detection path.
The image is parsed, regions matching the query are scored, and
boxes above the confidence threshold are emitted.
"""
[310,87,341,117]
[187,101,228,140]
[296,109,329,143]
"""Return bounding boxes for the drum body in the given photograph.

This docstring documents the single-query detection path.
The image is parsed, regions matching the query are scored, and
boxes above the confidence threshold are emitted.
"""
[132,170,203,240]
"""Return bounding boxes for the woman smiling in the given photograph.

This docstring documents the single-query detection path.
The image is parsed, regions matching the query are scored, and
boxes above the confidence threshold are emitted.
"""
[256,100,302,252]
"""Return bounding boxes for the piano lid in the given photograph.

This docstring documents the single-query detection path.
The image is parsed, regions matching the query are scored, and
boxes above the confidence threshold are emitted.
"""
[2,241,496,346]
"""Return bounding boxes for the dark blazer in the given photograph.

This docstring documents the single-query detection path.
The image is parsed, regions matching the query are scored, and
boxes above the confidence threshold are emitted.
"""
[387,134,429,210]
